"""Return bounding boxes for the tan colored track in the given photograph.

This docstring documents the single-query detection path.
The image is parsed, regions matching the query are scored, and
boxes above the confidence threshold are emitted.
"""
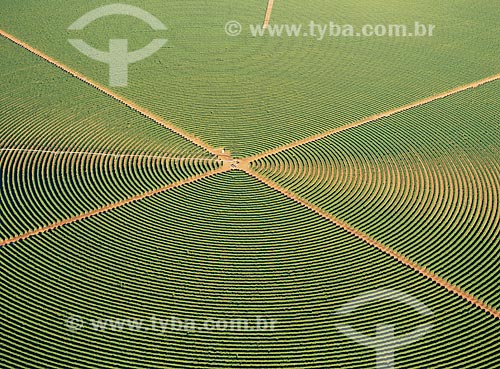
[244,167,500,321]
[0,166,230,247]
[2,25,499,322]
[0,148,224,162]
[263,0,275,29]
[246,72,500,163]
[2,26,498,166]
[0,28,225,159]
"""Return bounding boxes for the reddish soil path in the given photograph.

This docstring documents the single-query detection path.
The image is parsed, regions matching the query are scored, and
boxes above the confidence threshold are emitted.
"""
[2,24,499,322]
[0,148,223,162]
[246,73,500,163]
[0,28,224,159]
[245,167,500,321]
[0,166,230,247]
[263,0,275,29]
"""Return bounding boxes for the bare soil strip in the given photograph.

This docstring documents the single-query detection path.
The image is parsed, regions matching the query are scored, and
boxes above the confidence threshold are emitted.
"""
[2,27,499,321]
[263,0,275,29]
[0,148,222,162]
[0,167,229,247]
[245,168,500,321]
[0,29,223,159]
[246,73,500,163]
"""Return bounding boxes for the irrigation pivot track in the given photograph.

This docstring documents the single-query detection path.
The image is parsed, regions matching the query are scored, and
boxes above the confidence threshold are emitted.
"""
[244,167,500,321]
[0,148,224,162]
[2,26,498,164]
[263,0,274,29]
[0,28,224,159]
[246,72,500,163]
[2,24,499,324]
[0,166,229,247]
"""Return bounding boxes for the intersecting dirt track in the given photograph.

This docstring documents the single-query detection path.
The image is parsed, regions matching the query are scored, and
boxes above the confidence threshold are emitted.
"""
[0,166,229,247]
[244,167,500,321]
[246,72,500,163]
[0,28,221,158]
[1,25,499,326]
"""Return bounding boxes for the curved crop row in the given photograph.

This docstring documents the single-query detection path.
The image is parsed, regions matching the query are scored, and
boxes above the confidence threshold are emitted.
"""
[0,35,223,242]
[1,0,498,157]
[0,149,220,241]
[1,171,499,368]
[253,81,500,309]
[0,37,212,157]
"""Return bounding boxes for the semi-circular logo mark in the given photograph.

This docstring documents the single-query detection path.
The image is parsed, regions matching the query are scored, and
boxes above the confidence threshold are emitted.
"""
[68,3,167,87]
[335,289,434,369]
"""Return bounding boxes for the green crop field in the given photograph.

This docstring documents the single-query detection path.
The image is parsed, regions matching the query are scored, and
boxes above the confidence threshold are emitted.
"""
[0,0,499,368]
[0,0,498,157]
[2,171,500,368]
[253,80,500,310]
[0,37,220,240]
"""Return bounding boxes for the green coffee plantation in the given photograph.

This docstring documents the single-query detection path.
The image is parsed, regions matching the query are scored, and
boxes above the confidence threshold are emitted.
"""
[253,80,500,310]
[1,0,498,157]
[0,0,499,368]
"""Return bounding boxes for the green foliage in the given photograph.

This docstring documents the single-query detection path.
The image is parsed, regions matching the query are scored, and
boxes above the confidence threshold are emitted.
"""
[0,0,498,156]
[1,171,499,367]
[254,81,500,309]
